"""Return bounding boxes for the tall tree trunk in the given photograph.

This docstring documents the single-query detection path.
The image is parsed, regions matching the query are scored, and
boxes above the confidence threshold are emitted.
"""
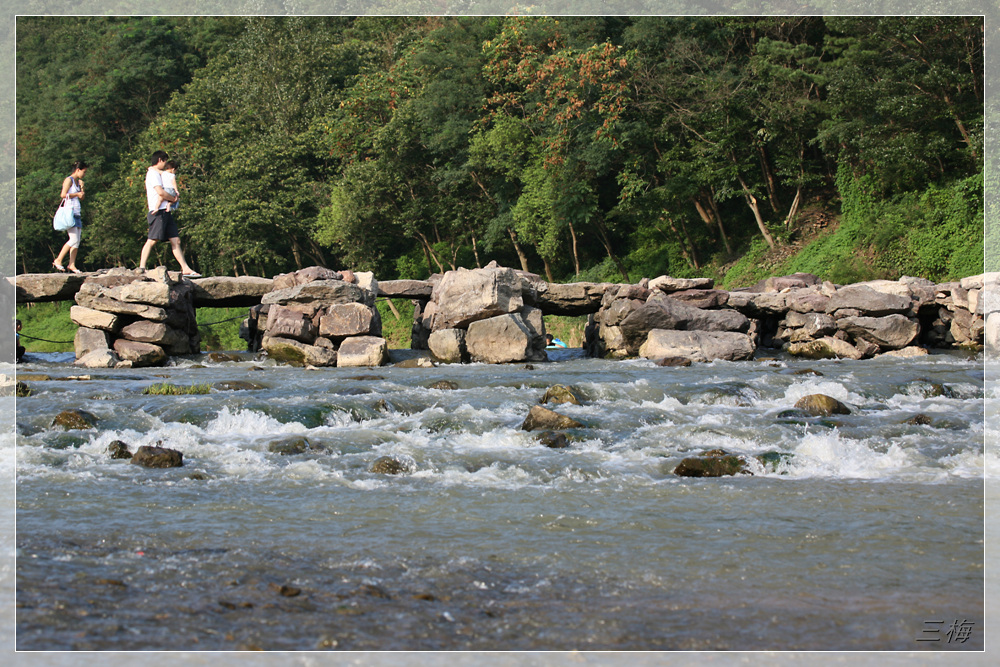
[693,196,714,231]
[306,239,328,268]
[417,232,446,274]
[507,227,531,273]
[468,227,482,268]
[567,220,581,276]
[736,173,776,249]
[542,256,554,282]
[663,214,700,270]
[708,187,733,255]
[758,144,782,213]
[290,237,304,270]
[784,149,806,229]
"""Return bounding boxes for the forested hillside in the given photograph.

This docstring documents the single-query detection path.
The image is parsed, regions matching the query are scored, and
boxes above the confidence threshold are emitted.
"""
[16,15,984,285]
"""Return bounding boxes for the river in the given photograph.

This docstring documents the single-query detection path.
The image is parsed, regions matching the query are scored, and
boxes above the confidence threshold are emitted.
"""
[8,348,990,655]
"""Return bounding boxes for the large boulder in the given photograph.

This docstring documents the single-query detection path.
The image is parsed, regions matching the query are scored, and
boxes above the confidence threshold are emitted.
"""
[112,339,167,366]
[783,312,837,338]
[430,266,524,330]
[786,337,863,360]
[75,284,169,320]
[638,329,755,363]
[838,314,920,350]
[69,305,119,332]
[319,302,378,339]
[105,280,175,307]
[427,328,467,363]
[265,305,319,343]
[620,296,748,354]
[520,405,583,431]
[825,285,910,316]
[262,279,367,307]
[119,320,191,354]
[74,349,123,369]
[466,313,546,364]
[725,291,788,317]
[262,335,337,367]
[74,327,110,358]
[336,336,389,367]
[668,289,729,309]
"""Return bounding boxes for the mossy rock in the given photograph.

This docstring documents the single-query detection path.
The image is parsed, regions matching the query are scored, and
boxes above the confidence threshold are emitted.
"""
[755,451,793,471]
[903,414,934,426]
[536,431,570,449]
[370,456,408,474]
[268,437,313,456]
[540,384,581,406]
[107,440,133,460]
[903,379,954,399]
[131,445,183,468]
[428,380,459,390]
[794,394,851,417]
[207,352,243,363]
[52,409,98,430]
[15,382,32,398]
[520,405,584,432]
[674,450,751,477]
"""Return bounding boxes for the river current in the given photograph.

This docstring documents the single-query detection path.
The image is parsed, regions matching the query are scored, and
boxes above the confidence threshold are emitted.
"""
[8,348,989,653]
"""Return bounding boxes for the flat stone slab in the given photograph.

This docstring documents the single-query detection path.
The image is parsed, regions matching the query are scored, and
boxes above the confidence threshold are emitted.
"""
[379,279,434,299]
[190,276,273,307]
[528,282,616,316]
[12,273,88,302]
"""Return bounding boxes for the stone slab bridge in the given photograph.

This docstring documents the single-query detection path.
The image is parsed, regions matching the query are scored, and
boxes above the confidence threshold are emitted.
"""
[7,267,620,367]
[10,266,993,368]
[9,271,613,314]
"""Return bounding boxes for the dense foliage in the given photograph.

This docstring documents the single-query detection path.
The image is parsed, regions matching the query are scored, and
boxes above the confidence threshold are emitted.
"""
[16,16,983,283]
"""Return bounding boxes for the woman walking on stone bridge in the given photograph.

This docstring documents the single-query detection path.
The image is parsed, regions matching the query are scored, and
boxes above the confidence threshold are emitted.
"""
[52,160,88,274]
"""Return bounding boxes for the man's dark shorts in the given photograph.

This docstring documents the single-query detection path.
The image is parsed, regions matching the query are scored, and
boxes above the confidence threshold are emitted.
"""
[147,210,179,241]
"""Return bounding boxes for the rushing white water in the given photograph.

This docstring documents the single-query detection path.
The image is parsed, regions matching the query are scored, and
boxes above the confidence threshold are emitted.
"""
[11,349,986,652]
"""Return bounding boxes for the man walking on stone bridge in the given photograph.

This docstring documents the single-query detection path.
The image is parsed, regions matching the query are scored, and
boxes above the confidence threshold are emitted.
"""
[139,150,200,277]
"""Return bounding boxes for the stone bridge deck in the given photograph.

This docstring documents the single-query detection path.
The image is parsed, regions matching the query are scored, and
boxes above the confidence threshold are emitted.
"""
[9,271,616,316]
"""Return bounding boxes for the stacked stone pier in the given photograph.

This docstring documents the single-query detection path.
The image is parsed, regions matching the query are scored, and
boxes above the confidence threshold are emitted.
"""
[240,266,388,367]
[70,267,200,368]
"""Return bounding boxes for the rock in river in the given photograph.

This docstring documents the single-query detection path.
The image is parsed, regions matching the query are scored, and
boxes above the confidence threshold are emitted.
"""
[520,405,583,431]
[52,409,98,430]
[370,456,409,474]
[131,445,184,468]
[540,384,581,406]
[674,449,752,477]
[794,394,851,416]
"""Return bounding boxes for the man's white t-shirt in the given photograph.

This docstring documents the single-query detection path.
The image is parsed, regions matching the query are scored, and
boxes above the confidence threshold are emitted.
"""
[145,167,168,213]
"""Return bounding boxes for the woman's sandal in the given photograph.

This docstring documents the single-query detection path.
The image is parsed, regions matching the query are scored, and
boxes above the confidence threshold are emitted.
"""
[67,266,82,274]
[52,262,66,272]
